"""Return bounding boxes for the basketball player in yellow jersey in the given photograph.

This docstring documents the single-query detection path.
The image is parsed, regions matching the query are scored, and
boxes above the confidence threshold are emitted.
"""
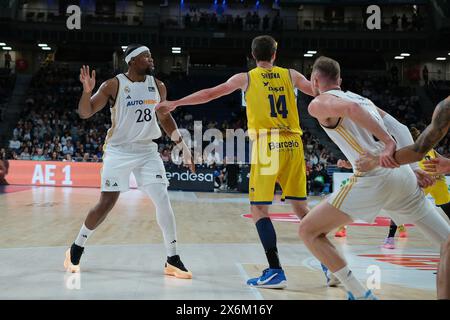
[156,35,314,288]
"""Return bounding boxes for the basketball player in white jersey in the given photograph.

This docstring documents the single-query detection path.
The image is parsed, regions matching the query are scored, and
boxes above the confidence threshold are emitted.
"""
[63,44,194,279]
[298,56,450,299]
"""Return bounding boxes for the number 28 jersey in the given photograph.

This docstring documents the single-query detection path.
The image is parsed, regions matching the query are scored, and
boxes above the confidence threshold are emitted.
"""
[104,73,162,148]
[245,66,302,137]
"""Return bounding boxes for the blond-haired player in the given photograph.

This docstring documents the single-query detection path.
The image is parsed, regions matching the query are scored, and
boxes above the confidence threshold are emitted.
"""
[300,56,450,299]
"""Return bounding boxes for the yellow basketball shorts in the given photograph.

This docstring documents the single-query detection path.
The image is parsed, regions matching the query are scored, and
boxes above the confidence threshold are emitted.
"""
[249,133,307,204]
[424,178,450,206]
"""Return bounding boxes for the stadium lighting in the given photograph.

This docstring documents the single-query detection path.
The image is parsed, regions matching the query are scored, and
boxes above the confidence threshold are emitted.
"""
[394,56,404,60]
[42,47,52,51]
[38,43,48,47]
[172,47,181,53]
[307,51,317,54]
[0,42,5,46]
[400,53,410,57]
[304,54,313,57]
[436,57,447,61]
[2,46,12,50]
[121,46,127,49]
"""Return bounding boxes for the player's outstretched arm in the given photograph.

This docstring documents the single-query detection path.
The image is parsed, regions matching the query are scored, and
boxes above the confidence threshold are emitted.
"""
[78,65,117,119]
[155,73,247,114]
[290,69,314,97]
[394,97,450,165]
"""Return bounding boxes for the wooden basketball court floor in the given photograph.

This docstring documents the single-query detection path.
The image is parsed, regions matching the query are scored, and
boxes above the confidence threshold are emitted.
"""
[0,185,446,300]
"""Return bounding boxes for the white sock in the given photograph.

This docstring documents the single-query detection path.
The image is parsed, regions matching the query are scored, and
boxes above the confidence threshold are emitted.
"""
[333,265,367,298]
[142,183,177,257]
[74,224,94,247]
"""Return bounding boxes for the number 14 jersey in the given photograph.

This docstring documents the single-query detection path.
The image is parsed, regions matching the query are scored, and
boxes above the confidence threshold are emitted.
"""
[245,66,302,137]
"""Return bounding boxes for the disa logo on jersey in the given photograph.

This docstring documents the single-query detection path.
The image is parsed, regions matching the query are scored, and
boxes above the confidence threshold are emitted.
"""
[126,99,157,107]
[166,171,213,182]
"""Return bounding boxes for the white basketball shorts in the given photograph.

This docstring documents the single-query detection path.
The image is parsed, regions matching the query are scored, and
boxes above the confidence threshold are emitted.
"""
[101,142,169,192]
[327,165,436,225]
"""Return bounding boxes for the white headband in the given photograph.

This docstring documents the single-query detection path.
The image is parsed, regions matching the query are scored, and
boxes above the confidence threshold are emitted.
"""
[125,46,150,64]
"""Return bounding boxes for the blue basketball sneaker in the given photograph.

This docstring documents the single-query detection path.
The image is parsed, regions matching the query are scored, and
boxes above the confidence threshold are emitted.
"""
[347,290,378,300]
[320,263,340,287]
[247,268,287,289]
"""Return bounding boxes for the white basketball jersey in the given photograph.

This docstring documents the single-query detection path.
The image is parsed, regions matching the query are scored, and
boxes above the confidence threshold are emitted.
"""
[320,90,386,169]
[104,73,162,147]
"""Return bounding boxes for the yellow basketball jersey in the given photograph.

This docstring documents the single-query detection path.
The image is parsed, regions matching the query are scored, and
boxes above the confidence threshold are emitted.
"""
[245,66,302,137]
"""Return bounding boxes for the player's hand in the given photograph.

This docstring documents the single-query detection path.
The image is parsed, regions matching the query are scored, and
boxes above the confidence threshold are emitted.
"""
[355,151,379,172]
[380,140,399,168]
[79,65,96,93]
[182,149,196,173]
[337,159,353,169]
[155,100,177,115]
[414,169,435,189]
[423,155,450,175]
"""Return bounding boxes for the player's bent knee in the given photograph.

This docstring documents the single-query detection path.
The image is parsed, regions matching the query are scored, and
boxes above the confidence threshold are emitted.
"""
[100,192,119,205]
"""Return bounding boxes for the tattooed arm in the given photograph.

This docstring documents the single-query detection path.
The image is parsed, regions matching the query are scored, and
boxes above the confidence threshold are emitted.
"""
[393,97,450,165]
